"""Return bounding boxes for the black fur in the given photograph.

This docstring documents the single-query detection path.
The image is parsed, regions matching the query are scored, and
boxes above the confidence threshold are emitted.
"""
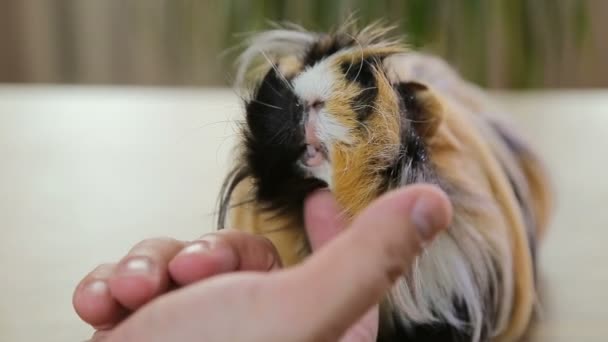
[376,82,486,341]
[378,302,479,342]
[218,42,496,341]
[341,58,379,121]
[377,276,497,341]
[381,129,430,194]
[380,81,432,191]
[395,81,436,137]
[303,34,354,67]
[243,66,324,215]
[395,82,425,114]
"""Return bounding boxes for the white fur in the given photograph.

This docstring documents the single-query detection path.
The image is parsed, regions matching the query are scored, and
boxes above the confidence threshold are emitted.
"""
[390,214,503,341]
[317,110,352,145]
[300,108,351,186]
[292,60,352,145]
[292,59,335,104]
[293,60,352,184]
[386,144,512,342]
[237,27,513,341]
[292,39,510,341]
[307,160,333,187]
[235,29,317,90]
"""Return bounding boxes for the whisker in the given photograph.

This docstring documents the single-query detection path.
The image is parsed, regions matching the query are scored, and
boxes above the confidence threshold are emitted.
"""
[347,33,366,84]
[260,50,295,93]
[249,99,283,110]
[347,33,365,85]
[267,123,295,145]
[215,133,241,166]
[357,86,378,93]
[194,119,239,130]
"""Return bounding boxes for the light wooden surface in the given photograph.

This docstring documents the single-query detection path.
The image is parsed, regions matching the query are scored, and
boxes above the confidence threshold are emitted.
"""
[0,86,606,341]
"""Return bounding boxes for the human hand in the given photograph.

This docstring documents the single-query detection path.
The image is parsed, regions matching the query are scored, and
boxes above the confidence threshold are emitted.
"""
[73,184,451,341]
[73,229,283,338]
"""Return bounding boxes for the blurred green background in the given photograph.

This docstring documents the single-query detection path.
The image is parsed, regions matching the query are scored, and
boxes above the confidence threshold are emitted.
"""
[1,0,606,88]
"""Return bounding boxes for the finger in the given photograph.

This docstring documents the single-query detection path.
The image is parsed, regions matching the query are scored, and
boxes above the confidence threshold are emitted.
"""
[89,330,112,342]
[304,189,348,251]
[304,191,380,341]
[105,272,272,342]
[339,306,379,342]
[73,263,128,329]
[107,237,185,310]
[169,229,282,285]
[278,184,452,341]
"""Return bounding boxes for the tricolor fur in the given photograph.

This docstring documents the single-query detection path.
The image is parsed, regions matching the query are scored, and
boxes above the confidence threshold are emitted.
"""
[218,22,552,342]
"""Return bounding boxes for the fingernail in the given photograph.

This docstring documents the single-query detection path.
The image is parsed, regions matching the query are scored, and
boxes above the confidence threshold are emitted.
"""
[179,236,216,254]
[179,242,209,254]
[85,280,109,296]
[410,195,442,242]
[120,257,153,275]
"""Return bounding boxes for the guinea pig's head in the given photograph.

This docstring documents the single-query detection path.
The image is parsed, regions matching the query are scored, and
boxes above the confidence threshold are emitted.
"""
[237,24,443,215]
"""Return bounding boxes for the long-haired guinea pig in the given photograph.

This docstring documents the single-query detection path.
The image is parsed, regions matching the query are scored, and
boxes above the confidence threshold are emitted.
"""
[217,22,552,342]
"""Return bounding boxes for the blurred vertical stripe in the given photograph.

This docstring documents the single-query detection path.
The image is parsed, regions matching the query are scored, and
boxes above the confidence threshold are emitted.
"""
[0,0,606,88]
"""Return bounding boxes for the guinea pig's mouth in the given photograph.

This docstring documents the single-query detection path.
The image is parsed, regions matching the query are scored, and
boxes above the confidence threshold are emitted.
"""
[300,116,329,167]
[299,142,331,186]
[297,111,333,185]
[301,143,327,167]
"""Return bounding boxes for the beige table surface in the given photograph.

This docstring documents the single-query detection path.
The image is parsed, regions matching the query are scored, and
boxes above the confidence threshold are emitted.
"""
[0,86,606,341]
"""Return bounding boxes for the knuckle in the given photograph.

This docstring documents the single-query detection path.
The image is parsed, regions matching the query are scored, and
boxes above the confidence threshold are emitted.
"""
[140,236,177,247]
[254,236,282,270]
[256,235,276,251]
[88,263,116,278]
[128,236,179,253]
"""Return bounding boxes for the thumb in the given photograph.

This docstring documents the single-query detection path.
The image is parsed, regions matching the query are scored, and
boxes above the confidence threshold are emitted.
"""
[278,184,452,341]
[304,190,348,251]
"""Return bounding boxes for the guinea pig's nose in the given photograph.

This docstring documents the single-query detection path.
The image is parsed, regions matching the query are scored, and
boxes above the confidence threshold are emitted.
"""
[301,111,327,167]
[304,113,320,147]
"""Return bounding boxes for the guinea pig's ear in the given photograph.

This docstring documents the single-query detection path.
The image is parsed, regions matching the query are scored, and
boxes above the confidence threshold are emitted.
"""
[394,81,443,138]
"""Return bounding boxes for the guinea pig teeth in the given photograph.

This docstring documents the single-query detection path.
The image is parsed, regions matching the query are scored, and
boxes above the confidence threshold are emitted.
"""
[303,144,324,167]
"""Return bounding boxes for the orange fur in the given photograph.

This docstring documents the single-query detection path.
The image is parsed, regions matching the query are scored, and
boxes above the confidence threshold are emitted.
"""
[430,103,535,340]
[330,65,401,216]
[228,177,307,266]
[224,25,552,341]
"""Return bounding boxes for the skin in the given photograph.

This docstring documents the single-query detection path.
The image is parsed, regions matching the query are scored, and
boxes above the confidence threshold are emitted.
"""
[73,184,452,342]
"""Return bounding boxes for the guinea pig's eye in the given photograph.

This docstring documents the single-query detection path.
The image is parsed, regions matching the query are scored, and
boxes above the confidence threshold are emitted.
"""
[311,100,325,111]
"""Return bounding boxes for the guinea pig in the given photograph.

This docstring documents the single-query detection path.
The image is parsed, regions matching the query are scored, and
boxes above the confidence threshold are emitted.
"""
[217,21,552,342]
